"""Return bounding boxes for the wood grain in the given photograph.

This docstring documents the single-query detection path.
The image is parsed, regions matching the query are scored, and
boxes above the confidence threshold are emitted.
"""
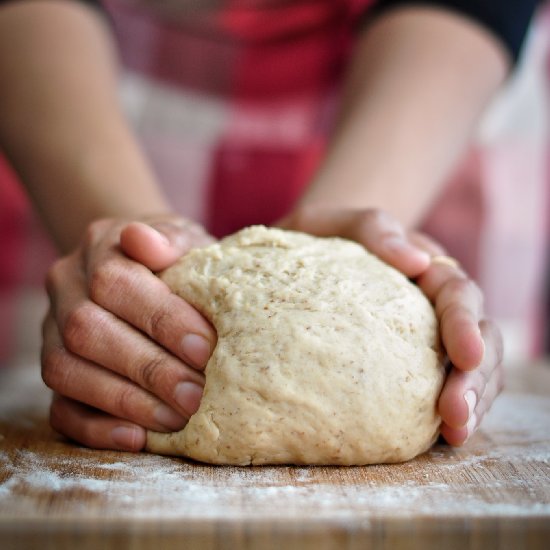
[0,362,549,549]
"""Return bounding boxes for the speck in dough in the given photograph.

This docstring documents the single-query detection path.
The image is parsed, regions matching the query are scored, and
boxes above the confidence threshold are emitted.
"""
[146,226,445,465]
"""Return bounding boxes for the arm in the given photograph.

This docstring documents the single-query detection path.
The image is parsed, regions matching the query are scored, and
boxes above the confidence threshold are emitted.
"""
[300,5,510,228]
[0,0,168,252]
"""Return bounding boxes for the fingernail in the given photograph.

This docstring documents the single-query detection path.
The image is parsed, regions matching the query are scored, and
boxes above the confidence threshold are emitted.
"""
[182,334,211,368]
[111,426,143,449]
[175,381,203,417]
[464,390,477,422]
[151,222,190,250]
[465,412,478,441]
[143,224,170,246]
[384,237,431,263]
[154,404,186,430]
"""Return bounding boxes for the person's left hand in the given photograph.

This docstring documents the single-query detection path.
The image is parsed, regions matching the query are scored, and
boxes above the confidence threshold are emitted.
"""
[278,206,504,446]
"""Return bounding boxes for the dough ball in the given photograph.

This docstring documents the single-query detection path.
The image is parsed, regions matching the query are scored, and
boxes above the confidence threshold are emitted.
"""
[146,226,445,465]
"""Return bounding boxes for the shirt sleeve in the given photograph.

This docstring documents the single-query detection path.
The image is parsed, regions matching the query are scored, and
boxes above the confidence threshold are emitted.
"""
[0,0,540,63]
[0,0,101,8]
[370,0,541,63]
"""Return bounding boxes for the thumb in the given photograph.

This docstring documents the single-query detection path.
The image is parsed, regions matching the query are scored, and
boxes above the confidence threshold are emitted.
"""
[277,206,431,277]
[120,220,214,272]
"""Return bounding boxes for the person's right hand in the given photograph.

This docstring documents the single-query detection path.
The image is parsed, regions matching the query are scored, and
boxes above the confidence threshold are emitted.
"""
[41,215,217,452]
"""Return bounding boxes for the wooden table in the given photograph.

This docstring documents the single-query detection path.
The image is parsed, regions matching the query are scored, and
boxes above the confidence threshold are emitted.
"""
[0,361,549,549]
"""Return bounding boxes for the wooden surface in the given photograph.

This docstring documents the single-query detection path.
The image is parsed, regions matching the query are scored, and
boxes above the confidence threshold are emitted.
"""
[0,362,549,549]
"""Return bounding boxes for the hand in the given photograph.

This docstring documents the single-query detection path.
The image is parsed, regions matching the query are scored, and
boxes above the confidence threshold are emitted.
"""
[279,206,504,446]
[410,231,504,445]
[41,216,217,451]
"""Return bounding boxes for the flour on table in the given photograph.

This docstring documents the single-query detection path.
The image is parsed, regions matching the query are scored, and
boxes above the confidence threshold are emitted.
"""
[1,391,550,522]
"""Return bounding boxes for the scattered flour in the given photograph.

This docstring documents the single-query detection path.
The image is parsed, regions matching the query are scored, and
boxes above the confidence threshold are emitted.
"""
[0,369,549,522]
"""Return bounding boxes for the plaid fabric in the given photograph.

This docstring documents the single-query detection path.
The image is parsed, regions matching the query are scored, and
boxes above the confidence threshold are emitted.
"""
[106,0,374,235]
[0,0,548,366]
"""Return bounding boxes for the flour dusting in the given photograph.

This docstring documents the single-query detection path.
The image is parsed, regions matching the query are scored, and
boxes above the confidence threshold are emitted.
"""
[1,368,549,521]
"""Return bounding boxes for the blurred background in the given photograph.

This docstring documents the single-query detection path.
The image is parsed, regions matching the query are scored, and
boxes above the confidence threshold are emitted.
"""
[0,2,549,369]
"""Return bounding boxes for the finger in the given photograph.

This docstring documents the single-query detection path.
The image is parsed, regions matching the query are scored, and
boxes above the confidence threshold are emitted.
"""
[50,394,146,452]
[440,369,505,446]
[469,358,505,423]
[409,232,485,369]
[439,417,469,447]
[415,255,469,301]
[439,320,502,427]
[83,243,216,370]
[438,320,504,445]
[55,295,205,418]
[279,206,431,277]
[120,220,214,272]
[47,232,213,419]
[416,258,484,370]
[42,314,188,432]
[436,277,485,371]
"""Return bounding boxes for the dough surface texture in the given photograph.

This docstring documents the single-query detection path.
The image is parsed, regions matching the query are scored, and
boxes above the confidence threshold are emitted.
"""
[147,226,445,465]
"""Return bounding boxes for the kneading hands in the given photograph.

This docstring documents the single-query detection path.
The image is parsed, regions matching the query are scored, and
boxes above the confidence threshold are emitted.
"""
[42,217,216,450]
[0,1,506,454]
[41,209,504,452]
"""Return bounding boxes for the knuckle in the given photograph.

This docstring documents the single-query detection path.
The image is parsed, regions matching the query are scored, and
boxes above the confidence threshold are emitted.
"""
[113,384,139,419]
[147,305,172,342]
[41,345,68,391]
[89,258,127,304]
[137,352,167,391]
[439,301,467,325]
[437,277,471,318]
[62,302,96,353]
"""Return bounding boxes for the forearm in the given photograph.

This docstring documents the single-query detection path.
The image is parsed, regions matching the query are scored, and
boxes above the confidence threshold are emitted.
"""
[0,1,170,253]
[301,6,510,229]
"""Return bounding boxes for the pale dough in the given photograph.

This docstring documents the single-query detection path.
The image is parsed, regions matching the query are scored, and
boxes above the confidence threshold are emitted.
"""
[146,226,445,465]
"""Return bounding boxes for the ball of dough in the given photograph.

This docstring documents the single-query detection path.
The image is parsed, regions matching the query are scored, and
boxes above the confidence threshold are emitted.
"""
[146,226,445,465]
